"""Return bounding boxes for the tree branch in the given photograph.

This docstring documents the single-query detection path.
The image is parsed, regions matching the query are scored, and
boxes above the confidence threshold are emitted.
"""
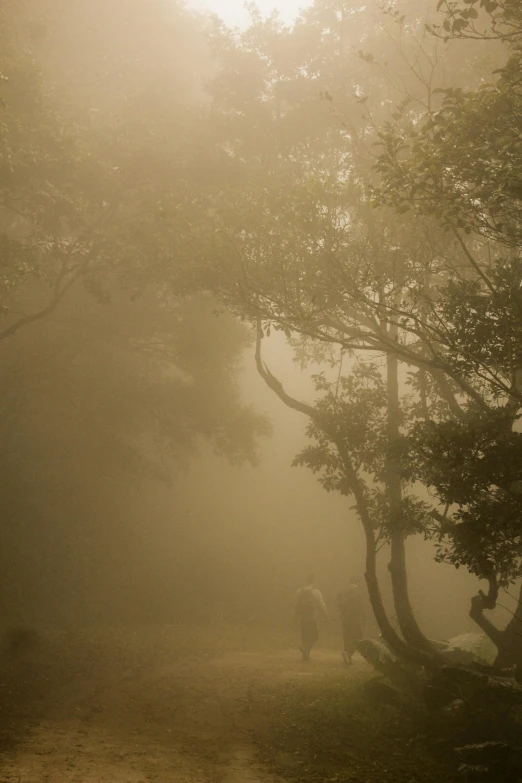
[431,369,467,421]
[469,593,504,649]
[255,322,319,421]
[0,270,81,342]
[451,227,496,294]
[469,571,504,649]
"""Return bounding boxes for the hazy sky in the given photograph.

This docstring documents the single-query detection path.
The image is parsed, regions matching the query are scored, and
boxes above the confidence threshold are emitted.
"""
[188,0,311,27]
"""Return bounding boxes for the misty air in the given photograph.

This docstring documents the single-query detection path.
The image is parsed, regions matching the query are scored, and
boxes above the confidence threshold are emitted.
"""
[1,1,522,781]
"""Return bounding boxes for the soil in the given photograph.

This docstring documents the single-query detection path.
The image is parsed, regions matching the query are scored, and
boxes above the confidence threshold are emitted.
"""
[0,626,459,783]
[0,627,356,783]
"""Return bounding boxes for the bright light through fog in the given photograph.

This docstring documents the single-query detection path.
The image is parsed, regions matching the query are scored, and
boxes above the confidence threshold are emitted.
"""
[188,0,311,27]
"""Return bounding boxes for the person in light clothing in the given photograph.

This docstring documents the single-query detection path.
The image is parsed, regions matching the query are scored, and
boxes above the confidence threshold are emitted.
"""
[295,574,328,661]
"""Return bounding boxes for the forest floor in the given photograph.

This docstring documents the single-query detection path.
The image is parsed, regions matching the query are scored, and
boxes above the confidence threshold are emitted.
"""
[0,624,459,783]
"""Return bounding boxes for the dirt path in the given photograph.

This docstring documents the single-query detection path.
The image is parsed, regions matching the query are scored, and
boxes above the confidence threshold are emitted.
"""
[0,645,355,783]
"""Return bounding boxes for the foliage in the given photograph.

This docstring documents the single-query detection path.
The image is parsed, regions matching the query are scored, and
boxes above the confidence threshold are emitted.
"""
[407,409,522,582]
[371,0,522,588]
[0,0,217,336]
[0,0,269,474]
[0,293,269,481]
[432,259,522,391]
[292,361,388,493]
[0,290,269,625]
[0,0,77,301]
[374,50,522,247]
[429,0,522,42]
[291,360,431,538]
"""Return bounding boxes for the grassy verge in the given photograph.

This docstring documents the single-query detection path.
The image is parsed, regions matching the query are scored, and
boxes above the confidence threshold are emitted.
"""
[254,671,460,783]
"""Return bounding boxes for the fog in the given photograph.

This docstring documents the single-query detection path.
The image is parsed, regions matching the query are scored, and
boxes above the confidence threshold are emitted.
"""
[0,316,482,637]
[0,0,513,662]
[0,297,484,637]
[2,0,521,780]
[189,0,311,28]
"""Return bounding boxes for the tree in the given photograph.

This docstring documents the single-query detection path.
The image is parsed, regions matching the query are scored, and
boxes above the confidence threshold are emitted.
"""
[0,0,78,306]
[0,0,217,340]
[0,289,269,625]
[0,0,270,625]
[194,0,522,666]
[196,0,464,660]
[372,0,522,667]
[254,328,435,662]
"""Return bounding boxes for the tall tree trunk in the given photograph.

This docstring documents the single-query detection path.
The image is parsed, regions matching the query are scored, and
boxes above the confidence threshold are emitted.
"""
[350,472,437,669]
[386,350,433,652]
[345,462,406,653]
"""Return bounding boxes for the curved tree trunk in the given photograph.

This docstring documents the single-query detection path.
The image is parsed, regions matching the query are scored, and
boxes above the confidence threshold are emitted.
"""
[470,580,522,676]
[471,581,522,673]
[254,326,437,667]
[389,529,432,649]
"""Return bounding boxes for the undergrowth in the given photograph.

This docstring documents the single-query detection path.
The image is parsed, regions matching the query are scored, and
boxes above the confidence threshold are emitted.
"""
[255,672,460,783]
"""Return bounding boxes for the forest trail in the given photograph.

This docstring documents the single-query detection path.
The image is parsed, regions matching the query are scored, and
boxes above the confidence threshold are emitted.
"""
[0,635,358,783]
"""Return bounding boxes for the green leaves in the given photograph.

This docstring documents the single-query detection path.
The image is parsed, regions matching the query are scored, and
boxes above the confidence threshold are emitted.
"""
[374,43,522,246]
[408,409,522,581]
[368,490,433,539]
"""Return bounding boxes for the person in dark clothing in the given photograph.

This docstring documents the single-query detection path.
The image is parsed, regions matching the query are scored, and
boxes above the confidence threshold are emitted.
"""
[295,574,328,661]
[336,577,364,666]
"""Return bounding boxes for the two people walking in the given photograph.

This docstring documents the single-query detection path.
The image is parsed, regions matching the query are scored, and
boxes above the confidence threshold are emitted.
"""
[295,574,364,664]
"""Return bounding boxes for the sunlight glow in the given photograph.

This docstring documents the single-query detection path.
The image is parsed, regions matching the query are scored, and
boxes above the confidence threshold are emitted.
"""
[188,0,311,28]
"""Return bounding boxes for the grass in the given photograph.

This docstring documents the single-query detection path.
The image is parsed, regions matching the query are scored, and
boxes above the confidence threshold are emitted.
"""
[254,672,461,783]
